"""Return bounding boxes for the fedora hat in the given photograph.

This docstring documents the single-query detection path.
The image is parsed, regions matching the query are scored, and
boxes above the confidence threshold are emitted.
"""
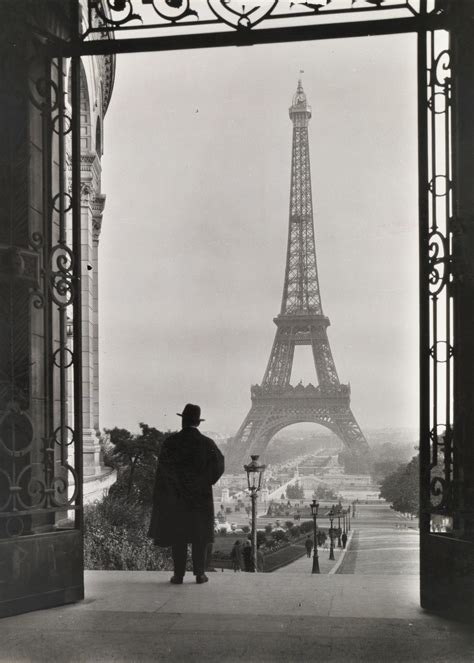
[176,403,205,423]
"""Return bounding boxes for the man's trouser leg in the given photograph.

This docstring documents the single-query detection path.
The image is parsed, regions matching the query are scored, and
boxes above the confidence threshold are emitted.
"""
[191,540,207,576]
[172,542,188,578]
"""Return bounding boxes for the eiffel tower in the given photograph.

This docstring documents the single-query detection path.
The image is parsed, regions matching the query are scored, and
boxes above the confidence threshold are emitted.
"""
[227,79,370,471]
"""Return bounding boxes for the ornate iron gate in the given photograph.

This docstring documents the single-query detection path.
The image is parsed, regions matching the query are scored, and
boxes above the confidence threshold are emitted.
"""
[419,18,474,620]
[0,5,84,616]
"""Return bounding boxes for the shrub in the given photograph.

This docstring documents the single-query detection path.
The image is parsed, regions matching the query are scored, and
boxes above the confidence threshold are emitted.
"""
[285,520,294,530]
[241,525,250,534]
[289,526,301,538]
[300,520,313,534]
[265,524,273,534]
[219,527,228,536]
[256,530,266,547]
[272,529,288,543]
[226,507,232,514]
[84,494,172,571]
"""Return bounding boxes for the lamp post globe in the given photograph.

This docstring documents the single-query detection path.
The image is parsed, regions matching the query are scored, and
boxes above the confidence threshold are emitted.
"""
[310,499,320,574]
[243,455,266,573]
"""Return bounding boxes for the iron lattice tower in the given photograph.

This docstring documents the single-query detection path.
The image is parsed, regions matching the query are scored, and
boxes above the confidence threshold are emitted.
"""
[228,80,369,471]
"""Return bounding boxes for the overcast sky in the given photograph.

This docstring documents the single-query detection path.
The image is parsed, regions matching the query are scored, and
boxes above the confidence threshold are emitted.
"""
[99,33,419,436]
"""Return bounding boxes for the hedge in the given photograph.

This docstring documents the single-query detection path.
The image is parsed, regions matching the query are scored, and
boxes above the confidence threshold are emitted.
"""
[263,543,307,572]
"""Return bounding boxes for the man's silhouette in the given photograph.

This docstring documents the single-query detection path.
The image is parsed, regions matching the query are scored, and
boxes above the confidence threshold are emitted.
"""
[148,404,224,584]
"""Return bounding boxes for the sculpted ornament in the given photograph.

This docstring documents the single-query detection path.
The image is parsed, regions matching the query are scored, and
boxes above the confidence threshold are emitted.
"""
[92,217,102,240]
[80,181,93,201]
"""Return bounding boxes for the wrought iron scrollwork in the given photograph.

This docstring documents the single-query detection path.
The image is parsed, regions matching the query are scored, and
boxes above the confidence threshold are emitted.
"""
[146,0,200,23]
[423,30,456,527]
[83,0,426,39]
[91,0,143,27]
[47,243,75,308]
[432,48,451,86]
[428,229,449,296]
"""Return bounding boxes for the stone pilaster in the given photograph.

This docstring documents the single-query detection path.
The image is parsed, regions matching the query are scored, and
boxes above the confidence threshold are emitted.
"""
[79,154,101,476]
[91,194,105,433]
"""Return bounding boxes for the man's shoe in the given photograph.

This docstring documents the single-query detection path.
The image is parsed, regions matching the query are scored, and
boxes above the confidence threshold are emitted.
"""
[170,575,183,584]
[195,574,209,584]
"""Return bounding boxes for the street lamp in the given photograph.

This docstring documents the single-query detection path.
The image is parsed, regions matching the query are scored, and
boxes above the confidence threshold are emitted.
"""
[310,499,320,574]
[328,507,336,561]
[337,510,342,548]
[244,454,266,573]
[347,508,351,532]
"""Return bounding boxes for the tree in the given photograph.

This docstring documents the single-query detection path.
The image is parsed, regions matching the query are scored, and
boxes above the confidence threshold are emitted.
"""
[313,483,339,501]
[369,442,416,483]
[338,449,370,474]
[370,459,404,484]
[286,483,304,499]
[379,455,419,515]
[106,423,168,503]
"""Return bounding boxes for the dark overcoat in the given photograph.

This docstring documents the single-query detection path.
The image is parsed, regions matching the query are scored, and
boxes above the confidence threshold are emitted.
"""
[148,426,225,546]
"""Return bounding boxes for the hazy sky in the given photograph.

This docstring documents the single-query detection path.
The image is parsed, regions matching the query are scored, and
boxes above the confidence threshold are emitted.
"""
[99,33,419,435]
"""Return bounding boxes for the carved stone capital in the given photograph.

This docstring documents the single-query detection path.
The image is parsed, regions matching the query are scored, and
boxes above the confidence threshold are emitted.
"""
[91,193,106,216]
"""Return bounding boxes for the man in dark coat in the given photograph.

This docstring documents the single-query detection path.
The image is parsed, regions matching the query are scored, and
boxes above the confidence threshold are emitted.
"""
[148,404,225,584]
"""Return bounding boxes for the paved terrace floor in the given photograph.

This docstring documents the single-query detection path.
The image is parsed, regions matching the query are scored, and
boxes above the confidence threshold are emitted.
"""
[1,506,472,662]
[1,570,472,662]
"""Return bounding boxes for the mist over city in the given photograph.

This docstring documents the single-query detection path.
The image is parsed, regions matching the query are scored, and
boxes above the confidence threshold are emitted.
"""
[100,37,419,446]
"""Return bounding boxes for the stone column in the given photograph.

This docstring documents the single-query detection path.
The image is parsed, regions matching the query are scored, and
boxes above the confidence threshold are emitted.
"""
[79,154,101,477]
[91,194,105,433]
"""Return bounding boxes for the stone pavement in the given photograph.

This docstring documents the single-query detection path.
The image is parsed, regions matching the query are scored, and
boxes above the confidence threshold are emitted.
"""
[274,538,347,574]
[337,504,419,575]
[1,571,472,662]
